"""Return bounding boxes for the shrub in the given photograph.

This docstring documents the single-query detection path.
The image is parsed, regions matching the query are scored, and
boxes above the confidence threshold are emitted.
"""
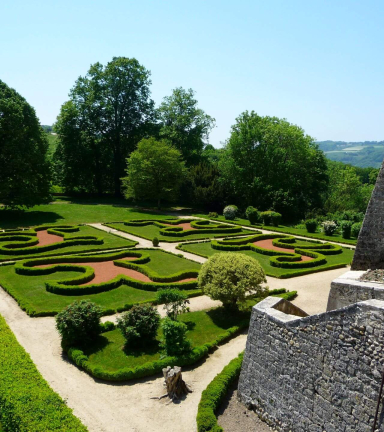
[156,288,190,320]
[55,300,102,346]
[322,220,337,236]
[208,212,218,218]
[161,318,191,356]
[351,222,363,239]
[271,211,282,226]
[305,219,318,233]
[260,210,281,226]
[340,220,353,239]
[245,206,260,224]
[198,253,267,309]
[223,205,238,220]
[117,304,160,346]
[152,236,159,247]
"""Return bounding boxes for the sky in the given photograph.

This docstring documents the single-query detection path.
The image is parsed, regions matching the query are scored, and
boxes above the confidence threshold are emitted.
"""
[1,0,383,147]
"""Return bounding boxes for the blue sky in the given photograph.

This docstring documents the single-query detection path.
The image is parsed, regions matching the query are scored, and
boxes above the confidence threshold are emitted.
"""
[1,0,383,146]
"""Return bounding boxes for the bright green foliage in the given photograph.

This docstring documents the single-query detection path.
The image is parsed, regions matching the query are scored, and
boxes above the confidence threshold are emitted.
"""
[156,288,190,320]
[305,219,318,233]
[56,300,102,346]
[117,304,160,346]
[122,138,186,208]
[0,80,51,208]
[223,205,238,220]
[198,253,267,308]
[260,210,281,226]
[0,314,87,431]
[208,212,218,218]
[340,220,353,239]
[245,206,260,224]
[158,87,215,165]
[351,222,362,239]
[161,317,191,356]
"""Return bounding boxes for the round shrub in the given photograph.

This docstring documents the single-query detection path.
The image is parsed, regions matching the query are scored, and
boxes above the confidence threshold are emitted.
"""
[208,212,218,218]
[161,318,191,356]
[322,220,337,236]
[198,253,267,309]
[340,220,353,239]
[117,304,160,346]
[156,288,190,320]
[260,210,281,226]
[305,219,318,233]
[152,237,159,247]
[271,211,282,227]
[223,205,238,220]
[351,222,362,239]
[245,206,260,225]
[55,300,102,346]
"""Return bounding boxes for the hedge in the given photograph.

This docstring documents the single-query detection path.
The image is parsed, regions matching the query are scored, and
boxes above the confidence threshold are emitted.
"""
[65,320,249,382]
[196,352,244,432]
[0,314,87,431]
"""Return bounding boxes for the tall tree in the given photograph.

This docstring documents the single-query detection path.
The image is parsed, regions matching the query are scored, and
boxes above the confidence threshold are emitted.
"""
[158,87,215,165]
[55,57,156,195]
[220,111,328,219]
[0,80,51,208]
[122,138,186,208]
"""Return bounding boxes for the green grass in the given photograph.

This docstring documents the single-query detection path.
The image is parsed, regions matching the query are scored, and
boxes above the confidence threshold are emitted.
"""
[106,222,254,242]
[0,225,136,262]
[193,213,358,245]
[0,249,200,316]
[179,241,354,278]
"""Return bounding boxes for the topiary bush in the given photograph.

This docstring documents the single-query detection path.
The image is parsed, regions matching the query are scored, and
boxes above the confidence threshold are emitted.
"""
[271,211,282,227]
[208,212,218,218]
[305,219,318,233]
[152,236,159,247]
[117,304,160,346]
[161,318,191,356]
[340,220,353,239]
[198,253,267,309]
[156,288,190,320]
[245,206,260,225]
[322,220,337,236]
[55,300,102,346]
[261,210,281,226]
[223,205,238,220]
[351,222,363,239]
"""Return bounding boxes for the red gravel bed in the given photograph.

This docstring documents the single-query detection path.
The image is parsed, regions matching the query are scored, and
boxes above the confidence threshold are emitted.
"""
[164,222,195,230]
[36,230,63,246]
[253,239,313,262]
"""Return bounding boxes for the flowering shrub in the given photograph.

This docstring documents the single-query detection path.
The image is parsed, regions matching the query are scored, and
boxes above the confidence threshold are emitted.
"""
[322,220,337,236]
[223,205,238,220]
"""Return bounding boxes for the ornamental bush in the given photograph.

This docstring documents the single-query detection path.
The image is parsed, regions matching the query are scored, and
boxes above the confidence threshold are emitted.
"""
[152,236,159,247]
[305,219,318,233]
[245,206,260,225]
[260,210,281,226]
[198,253,267,309]
[271,211,282,226]
[117,304,160,346]
[208,212,218,218]
[161,318,191,356]
[223,205,238,220]
[351,222,362,239]
[340,220,353,239]
[322,220,337,236]
[56,300,102,346]
[156,288,190,320]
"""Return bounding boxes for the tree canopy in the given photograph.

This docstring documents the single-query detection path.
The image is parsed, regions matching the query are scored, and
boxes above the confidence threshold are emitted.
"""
[0,80,51,208]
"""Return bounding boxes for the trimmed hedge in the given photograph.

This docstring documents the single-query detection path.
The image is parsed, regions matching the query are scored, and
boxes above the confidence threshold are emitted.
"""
[197,352,244,432]
[0,314,87,431]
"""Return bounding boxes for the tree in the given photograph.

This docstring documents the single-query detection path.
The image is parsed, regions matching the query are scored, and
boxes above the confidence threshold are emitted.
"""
[55,57,156,195]
[122,137,186,208]
[158,88,215,165]
[0,80,51,208]
[198,253,267,309]
[219,112,328,220]
[156,288,190,320]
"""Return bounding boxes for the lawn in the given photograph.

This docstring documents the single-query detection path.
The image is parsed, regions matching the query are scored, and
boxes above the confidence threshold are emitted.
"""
[0,249,201,316]
[105,221,254,242]
[179,240,354,278]
[0,225,136,262]
[193,213,358,245]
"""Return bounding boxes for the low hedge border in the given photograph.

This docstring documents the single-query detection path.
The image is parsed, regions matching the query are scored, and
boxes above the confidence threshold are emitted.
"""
[0,314,87,431]
[197,352,244,432]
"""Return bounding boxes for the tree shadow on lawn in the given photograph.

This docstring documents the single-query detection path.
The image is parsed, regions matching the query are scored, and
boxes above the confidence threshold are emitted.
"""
[0,209,64,229]
[206,307,251,330]
[122,339,161,357]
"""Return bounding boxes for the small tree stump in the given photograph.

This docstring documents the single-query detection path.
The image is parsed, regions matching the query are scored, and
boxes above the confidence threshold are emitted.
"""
[162,366,192,400]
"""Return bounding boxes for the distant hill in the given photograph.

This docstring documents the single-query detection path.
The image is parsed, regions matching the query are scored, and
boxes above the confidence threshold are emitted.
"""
[317,140,384,168]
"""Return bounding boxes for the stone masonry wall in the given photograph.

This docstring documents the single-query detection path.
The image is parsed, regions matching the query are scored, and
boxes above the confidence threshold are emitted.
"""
[238,297,384,432]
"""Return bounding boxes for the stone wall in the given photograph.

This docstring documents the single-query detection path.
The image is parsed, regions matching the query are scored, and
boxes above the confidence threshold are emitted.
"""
[238,297,384,432]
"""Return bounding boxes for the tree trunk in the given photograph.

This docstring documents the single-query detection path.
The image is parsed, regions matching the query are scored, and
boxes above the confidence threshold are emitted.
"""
[162,366,192,400]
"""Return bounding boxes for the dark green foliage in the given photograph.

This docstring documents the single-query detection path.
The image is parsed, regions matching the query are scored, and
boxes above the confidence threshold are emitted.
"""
[0,80,51,208]
[117,305,160,346]
[196,352,243,432]
[245,206,260,224]
[56,300,102,346]
[0,315,87,431]
[156,288,190,320]
[223,205,238,220]
[271,211,282,226]
[189,162,224,211]
[340,220,353,239]
[161,318,192,356]
[305,219,318,233]
[152,236,159,247]
[208,212,218,218]
[351,222,362,239]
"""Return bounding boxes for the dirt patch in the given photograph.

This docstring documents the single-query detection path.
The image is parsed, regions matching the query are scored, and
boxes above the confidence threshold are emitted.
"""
[38,259,195,285]
[253,239,313,262]
[164,222,195,231]
[217,383,272,432]
[36,230,63,246]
